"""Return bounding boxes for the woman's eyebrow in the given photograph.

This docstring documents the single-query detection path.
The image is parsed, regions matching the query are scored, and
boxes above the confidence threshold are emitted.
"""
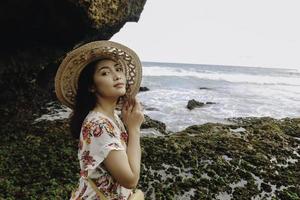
[98,66,110,71]
[98,63,120,71]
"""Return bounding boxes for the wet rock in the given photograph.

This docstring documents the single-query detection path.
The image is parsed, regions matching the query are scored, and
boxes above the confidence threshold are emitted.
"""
[138,117,300,199]
[186,99,205,110]
[141,114,169,135]
[199,87,211,90]
[206,101,216,105]
[139,86,150,92]
[1,112,300,199]
[145,107,159,111]
[261,182,272,193]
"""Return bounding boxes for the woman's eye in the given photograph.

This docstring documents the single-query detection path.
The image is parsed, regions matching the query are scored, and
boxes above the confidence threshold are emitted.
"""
[117,67,123,71]
[101,71,108,76]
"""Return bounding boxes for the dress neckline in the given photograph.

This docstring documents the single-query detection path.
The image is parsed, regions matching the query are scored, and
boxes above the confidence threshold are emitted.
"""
[89,110,123,132]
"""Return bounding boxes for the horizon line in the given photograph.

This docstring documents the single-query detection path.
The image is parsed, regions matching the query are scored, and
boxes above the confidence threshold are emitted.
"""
[141,60,299,71]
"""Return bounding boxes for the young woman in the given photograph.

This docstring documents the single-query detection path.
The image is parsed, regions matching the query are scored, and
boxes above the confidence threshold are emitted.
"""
[54,41,144,199]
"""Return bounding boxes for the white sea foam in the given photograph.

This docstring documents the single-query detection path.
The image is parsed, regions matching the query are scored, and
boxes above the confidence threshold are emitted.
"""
[137,84,300,132]
[35,63,300,133]
[143,66,300,86]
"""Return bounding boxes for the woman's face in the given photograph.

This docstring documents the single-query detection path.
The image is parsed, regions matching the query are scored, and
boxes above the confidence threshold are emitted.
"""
[91,59,126,99]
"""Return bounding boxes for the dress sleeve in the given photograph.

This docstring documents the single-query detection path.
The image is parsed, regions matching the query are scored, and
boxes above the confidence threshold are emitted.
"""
[80,117,125,171]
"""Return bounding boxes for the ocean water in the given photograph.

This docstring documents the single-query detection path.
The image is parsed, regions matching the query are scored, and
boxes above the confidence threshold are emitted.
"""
[137,62,300,132]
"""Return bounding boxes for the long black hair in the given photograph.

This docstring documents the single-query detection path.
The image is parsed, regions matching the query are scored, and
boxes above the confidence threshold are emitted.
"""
[69,58,124,140]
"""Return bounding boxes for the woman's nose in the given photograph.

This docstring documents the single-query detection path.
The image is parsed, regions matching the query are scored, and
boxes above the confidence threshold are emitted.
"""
[113,72,121,80]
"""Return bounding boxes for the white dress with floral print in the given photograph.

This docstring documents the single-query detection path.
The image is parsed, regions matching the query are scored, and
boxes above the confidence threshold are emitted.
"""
[70,110,133,200]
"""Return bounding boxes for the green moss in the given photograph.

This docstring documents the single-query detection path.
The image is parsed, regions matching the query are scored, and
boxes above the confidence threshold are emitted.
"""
[1,100,299,199]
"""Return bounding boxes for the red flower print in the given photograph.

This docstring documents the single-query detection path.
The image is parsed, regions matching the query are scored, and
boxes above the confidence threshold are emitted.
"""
[95,176,111,193]
[100,119,116,138]
[81,150,96,167]
[107,181,119,193]
[82,128,89,140]
[108,143,120,149]
[93,124,104,137]
[120,131,128,145]
[82,121,94,144]
[79,169,88,178]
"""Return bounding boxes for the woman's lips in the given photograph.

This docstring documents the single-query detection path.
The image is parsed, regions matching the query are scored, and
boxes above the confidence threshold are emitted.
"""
[114,83,124,87]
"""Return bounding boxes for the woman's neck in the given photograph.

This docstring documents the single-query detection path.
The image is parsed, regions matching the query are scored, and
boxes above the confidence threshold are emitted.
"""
[93,98,117,119]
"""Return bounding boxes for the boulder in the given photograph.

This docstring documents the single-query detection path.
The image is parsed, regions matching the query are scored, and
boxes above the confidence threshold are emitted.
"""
[186,99,205,110]
[139,86,150,92]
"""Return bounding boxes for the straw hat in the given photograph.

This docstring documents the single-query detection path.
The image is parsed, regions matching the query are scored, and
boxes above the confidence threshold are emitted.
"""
[54,40,142,111]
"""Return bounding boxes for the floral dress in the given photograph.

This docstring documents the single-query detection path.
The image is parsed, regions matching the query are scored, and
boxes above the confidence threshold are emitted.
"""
[70,110,132,200]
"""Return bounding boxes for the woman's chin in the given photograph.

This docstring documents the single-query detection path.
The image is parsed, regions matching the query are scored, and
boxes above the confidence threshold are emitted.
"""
[116,89,126,96]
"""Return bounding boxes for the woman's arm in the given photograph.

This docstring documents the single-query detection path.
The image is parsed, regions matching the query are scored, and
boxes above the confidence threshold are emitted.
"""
[103,97,143,189]
[126,127,141,187]
[103,126,141,189]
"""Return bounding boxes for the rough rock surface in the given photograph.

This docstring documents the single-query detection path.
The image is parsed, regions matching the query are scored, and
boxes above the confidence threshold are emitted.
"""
[0,0,146,49]
[141,117,300,199]
[1,112,299,199]
[0,0,147,119]
[0,1,147,198]
[141,114,170,135]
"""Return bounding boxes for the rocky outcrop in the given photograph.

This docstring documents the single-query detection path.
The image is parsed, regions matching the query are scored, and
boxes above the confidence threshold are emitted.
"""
[141,114,170,135]
[139,117,300,199]
[1,115,299,199]
[0,0,147,50]
[0,0,147,122]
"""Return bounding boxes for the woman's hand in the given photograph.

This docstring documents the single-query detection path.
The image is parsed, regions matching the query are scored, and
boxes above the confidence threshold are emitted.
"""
[121,96,144,132]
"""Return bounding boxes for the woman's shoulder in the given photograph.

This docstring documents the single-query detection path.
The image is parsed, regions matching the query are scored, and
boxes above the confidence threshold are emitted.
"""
[84,110,110,123]
[81,112,111,133]
[82,110,128,137]
[80,112,120,145]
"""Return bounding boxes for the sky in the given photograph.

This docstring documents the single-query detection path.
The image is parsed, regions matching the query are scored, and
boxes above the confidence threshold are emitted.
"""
[112,0,300,70]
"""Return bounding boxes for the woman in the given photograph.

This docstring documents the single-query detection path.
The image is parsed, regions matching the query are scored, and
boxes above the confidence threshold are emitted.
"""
[54,41,144,199]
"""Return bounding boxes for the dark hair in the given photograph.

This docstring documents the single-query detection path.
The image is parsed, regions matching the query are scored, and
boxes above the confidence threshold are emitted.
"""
[69,58,123,139]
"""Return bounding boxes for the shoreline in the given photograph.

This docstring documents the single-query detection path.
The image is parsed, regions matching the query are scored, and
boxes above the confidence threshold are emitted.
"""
[32,100,300,136]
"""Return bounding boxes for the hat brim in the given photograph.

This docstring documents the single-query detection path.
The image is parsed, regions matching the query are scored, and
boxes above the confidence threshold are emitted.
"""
[55,40,142,111]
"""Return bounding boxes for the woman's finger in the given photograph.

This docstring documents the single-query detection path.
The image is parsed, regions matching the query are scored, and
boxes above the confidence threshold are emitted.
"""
[128,100,134,112]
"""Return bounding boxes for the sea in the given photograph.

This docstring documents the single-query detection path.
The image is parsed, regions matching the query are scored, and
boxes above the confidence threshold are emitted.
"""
[137,62,300,132]
[34,61,300,133]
